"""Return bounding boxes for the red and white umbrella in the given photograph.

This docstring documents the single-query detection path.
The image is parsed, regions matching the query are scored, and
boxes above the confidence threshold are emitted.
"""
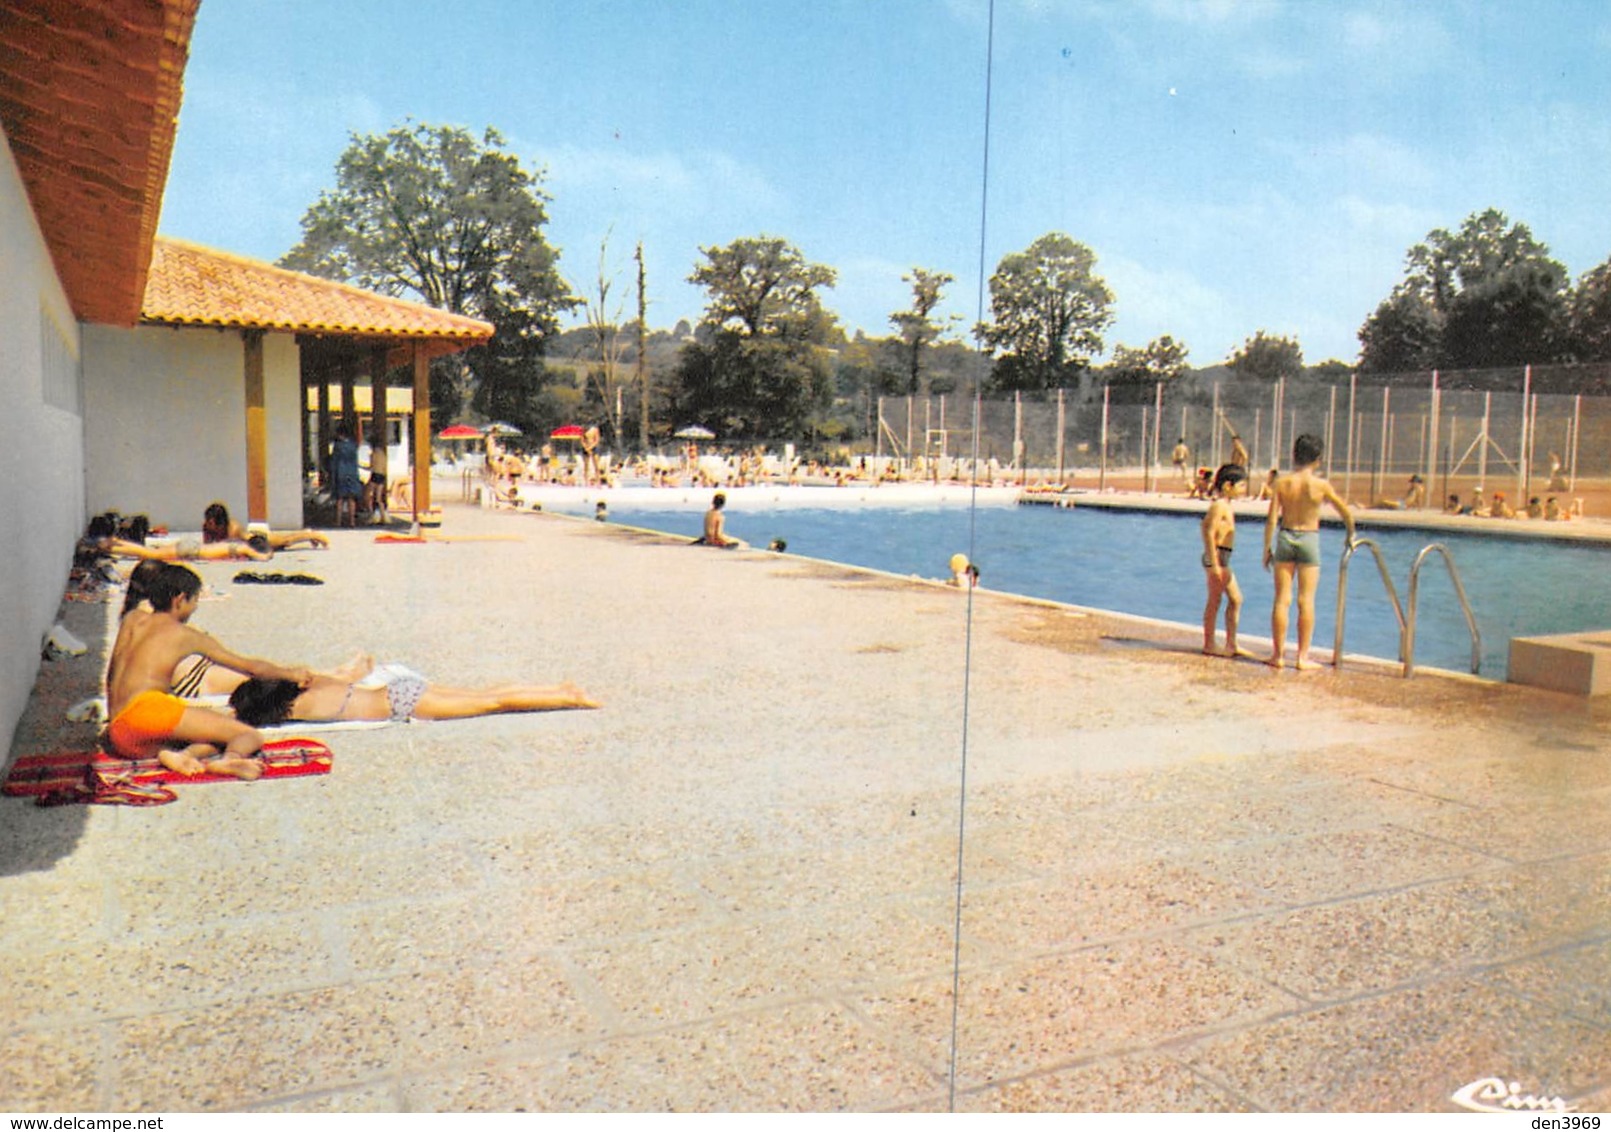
[549,424,585,441]
[437,424,483,440]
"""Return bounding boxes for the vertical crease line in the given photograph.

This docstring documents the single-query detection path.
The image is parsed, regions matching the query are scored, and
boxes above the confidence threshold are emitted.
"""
[949,0,994,1112]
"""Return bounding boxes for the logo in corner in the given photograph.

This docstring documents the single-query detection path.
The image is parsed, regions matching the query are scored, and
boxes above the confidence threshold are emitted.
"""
[1451,1076,1574,1113]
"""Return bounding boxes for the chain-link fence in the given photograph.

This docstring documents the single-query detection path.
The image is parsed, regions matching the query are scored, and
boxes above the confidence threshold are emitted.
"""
[867,362,1611,501]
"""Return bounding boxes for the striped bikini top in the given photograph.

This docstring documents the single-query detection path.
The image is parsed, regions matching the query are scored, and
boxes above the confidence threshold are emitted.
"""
[170,654,213,698]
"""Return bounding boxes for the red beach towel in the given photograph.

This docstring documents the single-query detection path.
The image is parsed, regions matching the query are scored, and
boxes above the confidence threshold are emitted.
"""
[2,738,333,807]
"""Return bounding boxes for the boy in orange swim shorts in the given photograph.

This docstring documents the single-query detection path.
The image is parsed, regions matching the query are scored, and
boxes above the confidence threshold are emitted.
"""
[105,563,311,779]
[105,688,190,759]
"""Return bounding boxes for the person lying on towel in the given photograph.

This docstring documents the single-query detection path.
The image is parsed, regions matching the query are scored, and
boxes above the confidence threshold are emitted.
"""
[228,664,599,726]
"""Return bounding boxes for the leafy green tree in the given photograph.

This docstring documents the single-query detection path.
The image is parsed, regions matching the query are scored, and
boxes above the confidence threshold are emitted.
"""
[979,233,1114,392]
[281,123,575,429]
[1358,288,1440,374]
[1307,359,1355,383]
[889,268,956,396]
[671,236,839,438]
[1568,258,1611,362]
[688,236,837,339]
[1227,331,1304,382]
[1108,336,1190,383]
[1357,208,1569,372]
[1101,336,1190,403]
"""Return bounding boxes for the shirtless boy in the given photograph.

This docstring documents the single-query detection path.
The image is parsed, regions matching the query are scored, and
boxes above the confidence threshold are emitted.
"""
[104,563,311,778]
[1262,434,1355,671]
[1201,464,1247,657]
[696,492,746,548]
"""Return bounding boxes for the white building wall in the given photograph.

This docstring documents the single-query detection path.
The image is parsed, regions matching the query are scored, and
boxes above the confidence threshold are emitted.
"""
[82,326,305,532]
[0,122,87,758]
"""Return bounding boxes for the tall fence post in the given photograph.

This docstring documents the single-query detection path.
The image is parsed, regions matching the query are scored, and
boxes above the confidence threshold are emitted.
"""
[1153,382,1165,488]
[1013,390,1024,485]
[1141,405,1151,493]
[1569,393,1582,490]
[1324,385,1337,479]
[1479,392,1491,488]
[1099,384,1110,492]
[876,396,889,470]
[1377,386,1391,502]
[1517,365,1532,503]
[1344,373,1357,499]
[1425,370,1440,511]
[1055,388,1066,484]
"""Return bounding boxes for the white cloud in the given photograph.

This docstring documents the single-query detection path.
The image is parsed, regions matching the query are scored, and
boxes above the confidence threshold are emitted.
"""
[1102,253,1239,362]
[1320,133,1438,194]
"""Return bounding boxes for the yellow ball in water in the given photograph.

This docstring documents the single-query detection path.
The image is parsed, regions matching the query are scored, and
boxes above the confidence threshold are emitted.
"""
[949,553,969,575]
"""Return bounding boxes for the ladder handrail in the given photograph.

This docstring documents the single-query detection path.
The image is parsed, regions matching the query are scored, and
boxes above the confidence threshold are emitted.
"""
[1404,543,1482,678]
[1333,537,1406,668]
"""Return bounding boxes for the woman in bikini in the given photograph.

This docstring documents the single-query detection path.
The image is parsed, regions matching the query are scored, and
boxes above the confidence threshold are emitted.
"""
[228,668,598,726]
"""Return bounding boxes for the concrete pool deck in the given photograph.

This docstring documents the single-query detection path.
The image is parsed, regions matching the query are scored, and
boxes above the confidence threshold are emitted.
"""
[3,499,1609,1112]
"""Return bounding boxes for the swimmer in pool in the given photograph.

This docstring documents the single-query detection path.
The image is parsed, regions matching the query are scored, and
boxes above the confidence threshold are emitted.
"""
[1263,434,1355,671]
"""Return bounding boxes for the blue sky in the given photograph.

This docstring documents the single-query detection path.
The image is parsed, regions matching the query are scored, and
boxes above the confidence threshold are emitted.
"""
[161,0,1611,367]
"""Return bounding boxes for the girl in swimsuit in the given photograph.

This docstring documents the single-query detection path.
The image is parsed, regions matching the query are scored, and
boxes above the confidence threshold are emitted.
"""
[228,669,599,725]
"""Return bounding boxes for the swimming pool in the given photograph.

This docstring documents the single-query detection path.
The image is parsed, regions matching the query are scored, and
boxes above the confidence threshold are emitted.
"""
[555,498,1611,678]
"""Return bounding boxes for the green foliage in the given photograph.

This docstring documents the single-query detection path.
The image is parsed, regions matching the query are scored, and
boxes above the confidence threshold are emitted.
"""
[1227,331,1304,383]
[889,268,956,396]
[689,236,838,339]
[979,233,1114,392]
[672,236,840,438]
[1567,258,1611,363]
[280,122,576,436]
[670,331,834,440]
[1106,336,1190,384]
[1357,208,1569,373]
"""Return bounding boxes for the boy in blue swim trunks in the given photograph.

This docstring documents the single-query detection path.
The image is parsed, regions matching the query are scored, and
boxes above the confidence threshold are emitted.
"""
[1263,434,1355,670]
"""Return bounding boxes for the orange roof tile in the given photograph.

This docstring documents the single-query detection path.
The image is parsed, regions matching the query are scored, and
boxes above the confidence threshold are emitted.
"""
[0,0,198,326]
[143,237,495,352]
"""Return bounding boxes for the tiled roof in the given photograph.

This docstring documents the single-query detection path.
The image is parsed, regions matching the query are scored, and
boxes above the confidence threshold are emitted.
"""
[0,0,198,326]
[143,237,495,351]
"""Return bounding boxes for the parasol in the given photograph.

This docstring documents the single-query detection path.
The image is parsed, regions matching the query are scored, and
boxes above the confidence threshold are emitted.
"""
[549,424,585,441]
[674,425,715,440]
[437,424,483,440]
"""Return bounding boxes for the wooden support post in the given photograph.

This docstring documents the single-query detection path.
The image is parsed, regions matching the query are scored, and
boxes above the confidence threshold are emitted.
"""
[369,346,389,454]
[243,330,268,523]
[412,341,432,524]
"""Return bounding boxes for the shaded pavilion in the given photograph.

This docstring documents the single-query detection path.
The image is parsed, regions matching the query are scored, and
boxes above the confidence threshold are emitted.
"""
[140,237,493,525]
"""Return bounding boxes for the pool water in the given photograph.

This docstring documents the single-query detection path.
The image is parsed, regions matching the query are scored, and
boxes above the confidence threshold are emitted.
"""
[566,501,1611,678]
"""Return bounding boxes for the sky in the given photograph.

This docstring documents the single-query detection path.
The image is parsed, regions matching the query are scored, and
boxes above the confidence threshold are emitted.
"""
[159,0,1611,368]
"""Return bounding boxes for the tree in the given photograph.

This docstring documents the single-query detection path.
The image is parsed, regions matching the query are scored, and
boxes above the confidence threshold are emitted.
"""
[1227,331,1304,382]
[979,233,1114,392]
[578,233,631,444]
[889,268,956,396]
[281,123,576,430]
[1568,258,1611,363]
[1106,336,1190,385]
[688,235,837,339]
[670,236,840,438]
[1358,288,1440,375]
[1357,208,1569,372]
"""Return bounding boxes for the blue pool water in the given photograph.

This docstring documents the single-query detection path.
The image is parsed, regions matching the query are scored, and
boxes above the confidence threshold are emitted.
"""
[563,500,1611,678]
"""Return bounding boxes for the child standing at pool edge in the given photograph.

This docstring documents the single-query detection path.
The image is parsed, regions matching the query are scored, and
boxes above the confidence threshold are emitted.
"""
[1264,434,1355,671]
[1201,464,1247,657]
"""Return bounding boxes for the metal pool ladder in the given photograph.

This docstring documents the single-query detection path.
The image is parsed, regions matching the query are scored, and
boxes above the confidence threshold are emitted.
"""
[1333,538,1482,677]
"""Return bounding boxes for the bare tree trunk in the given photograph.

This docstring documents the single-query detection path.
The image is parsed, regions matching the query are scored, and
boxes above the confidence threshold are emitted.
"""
[637,242,649,454]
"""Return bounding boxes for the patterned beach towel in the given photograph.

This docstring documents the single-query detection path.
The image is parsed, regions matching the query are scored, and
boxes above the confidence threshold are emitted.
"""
[1,738,333,807]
